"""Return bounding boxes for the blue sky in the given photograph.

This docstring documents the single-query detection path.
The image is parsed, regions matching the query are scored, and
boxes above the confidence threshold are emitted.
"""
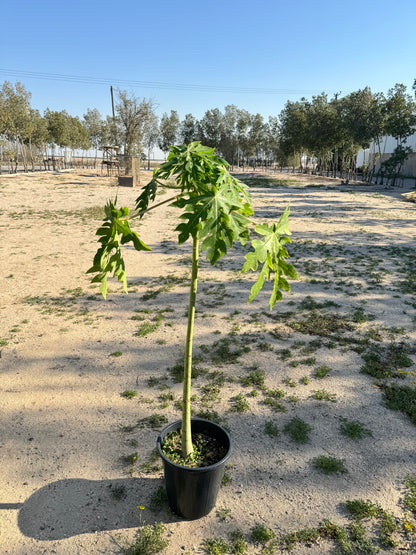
[1,0,415,122]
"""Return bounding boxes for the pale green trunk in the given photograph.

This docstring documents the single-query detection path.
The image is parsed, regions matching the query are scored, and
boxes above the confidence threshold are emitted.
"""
[181,235,199,458]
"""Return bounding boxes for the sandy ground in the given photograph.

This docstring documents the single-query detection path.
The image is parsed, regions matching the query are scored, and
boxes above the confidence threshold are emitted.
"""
[0,169,416,554]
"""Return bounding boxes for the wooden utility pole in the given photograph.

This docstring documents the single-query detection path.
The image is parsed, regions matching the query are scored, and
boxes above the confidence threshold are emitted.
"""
[110,86,117,145]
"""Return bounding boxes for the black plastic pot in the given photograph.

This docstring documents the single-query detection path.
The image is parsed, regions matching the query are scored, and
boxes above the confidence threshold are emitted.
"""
[157,418,232,519]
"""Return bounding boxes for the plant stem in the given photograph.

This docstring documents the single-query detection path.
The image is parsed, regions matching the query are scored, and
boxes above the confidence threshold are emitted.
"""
[131,194,180,220]
[181,234,199,458]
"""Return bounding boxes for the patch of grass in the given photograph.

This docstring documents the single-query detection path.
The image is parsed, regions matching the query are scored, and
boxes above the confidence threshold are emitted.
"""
[348,520,378,553]
[240,368,266,389]
[283,417,311,443]
[314,365,331,378]
[404,475,416,514]
[283,527,320,550]
[361,342,414,379]
[251,524,275,543]
[0,338,8,346]
[267,388,286,399]
[230,530,248,554]
[345,499,382,520]
[216,508,232,521]
[134,319,162,337]
[278,348,292,360]
[289,310,355,337]
[299,376,310,385]
[202,537,229,554]
[195,409,224,424]
[283,376,297,387]
[109,484,127,500]
[382,384,416,424]
[149,485,168,513]
[138,414,168,429]
[340,419,373,440]
[121,390,138,399]
[312,389,337,402]
[169,362,207,383]
[264,397,287,412]
[230,393,250,413]
[123,522,169,555]
[314,455,347,474]
[264,421,279,437]
[203,336,250,365]
[380,511,398,547]
[350,307,375,324]
[299,357,316,366]
[140,449,162,474]
[122,452,138,466]
[201,383,221,405]
[110,351,123,357]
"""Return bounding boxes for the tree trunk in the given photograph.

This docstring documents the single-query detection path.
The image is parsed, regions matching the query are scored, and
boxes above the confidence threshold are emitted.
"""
[181,235,199,458]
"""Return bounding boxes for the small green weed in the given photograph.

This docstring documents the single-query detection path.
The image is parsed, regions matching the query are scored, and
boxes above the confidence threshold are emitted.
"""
[216,508,232,521]
[230,393,250,413]
[140,449,162,474]
[202,537,229,554]
[123,452,138,466]
[230,530,248,554]
[123,522,168,555]
[380,511,398,547]
[110,484,127,500]
[138,414,168,429]
[110,351,123,357]
[149,485,168,513]
[283,527,320,550]
[404,475,416,514]
[264,397,287,412]
[340,419,372,440]
[283,376,297,388]
[283,417,311,443]
[251,524,275,543]
[314,365,331,378]
[121,390,138,399]
[240,368,266,388]
[264,421,279,437]
[314,455,347,474]
[345,499,382,519]
[312,389,337,402]
[382,384,416,424]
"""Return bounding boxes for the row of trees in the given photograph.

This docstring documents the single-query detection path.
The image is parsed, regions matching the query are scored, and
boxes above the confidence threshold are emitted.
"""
[278,84,416,180]
[1,79,415,178]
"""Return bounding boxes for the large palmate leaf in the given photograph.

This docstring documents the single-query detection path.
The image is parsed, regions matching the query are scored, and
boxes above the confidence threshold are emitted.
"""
[172,180,251,264]
[242,205,298,309]
[87,201,151,298]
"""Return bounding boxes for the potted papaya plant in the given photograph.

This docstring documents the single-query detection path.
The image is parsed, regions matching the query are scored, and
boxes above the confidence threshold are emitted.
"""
[88,142,297,519]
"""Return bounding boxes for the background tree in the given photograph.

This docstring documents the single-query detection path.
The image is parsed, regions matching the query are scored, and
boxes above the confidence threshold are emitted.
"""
[384,83,416,145]
[83,108,104,163]
[158,110,180,155]
[180,113,199,144]
[115,90,156,156]
[278,99,308,171]
[219,105,239,167]
[143,111,159,169]
[198,108,223,149]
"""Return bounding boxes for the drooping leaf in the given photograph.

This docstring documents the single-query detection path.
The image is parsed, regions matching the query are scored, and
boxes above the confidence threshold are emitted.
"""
[87,200,151,298]
[242,205,298,309]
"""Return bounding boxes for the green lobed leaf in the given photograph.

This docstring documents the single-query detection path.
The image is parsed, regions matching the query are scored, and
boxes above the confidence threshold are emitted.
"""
[87,200,151,298]
[243,205,298,309]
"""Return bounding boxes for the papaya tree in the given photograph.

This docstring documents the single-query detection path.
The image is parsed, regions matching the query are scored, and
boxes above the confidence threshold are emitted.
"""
[88,141,297,459]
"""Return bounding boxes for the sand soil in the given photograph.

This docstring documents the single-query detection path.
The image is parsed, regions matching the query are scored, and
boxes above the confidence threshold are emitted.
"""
[1,169,415,554]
